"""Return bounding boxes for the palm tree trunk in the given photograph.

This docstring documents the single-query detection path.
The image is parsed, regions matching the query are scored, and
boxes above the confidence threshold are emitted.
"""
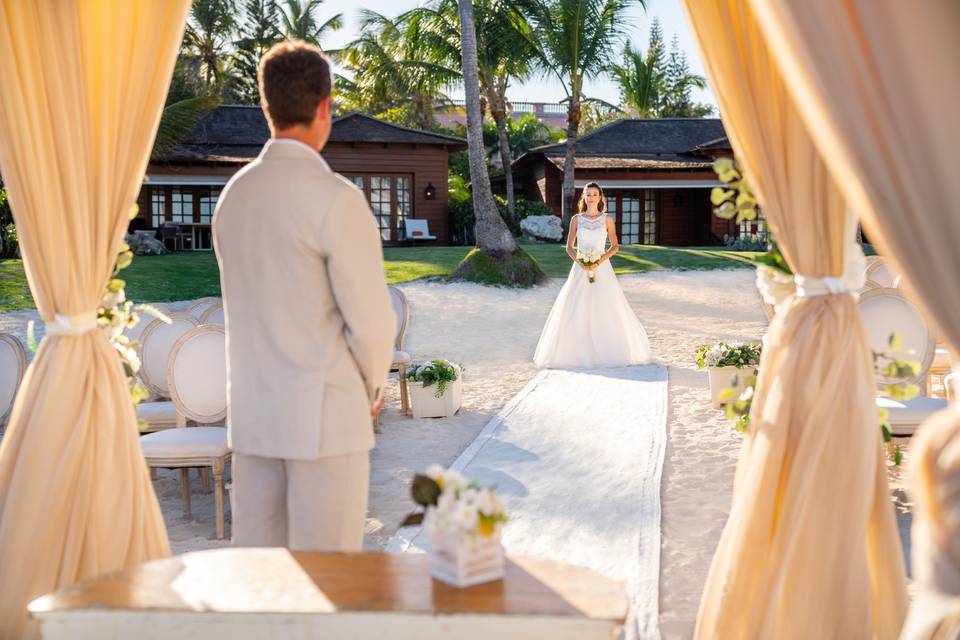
[457,0,515,255]
[497,117,516,221]
[561,95,581,233]
[488,88,516,222]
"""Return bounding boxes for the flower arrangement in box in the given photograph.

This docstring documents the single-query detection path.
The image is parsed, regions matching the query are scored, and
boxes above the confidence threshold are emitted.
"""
[406,359,464,418]
[694,341,762,408]
[694,341,762,370]
[402,465,507,587]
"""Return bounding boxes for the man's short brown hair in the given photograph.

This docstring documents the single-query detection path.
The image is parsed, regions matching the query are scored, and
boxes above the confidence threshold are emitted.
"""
[258,40,332,130]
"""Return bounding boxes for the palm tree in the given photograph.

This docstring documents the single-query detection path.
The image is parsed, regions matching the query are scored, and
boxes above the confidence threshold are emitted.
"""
[609,21,712,119]
[408,0,533,220]
[517,0,641,232]
[336,10,459,129]
[609,40,665,117]
[235,0,283,104]
[451,0,545,285]
[278,0,343,51]
[183,0,239,94]
[456,0,513,254]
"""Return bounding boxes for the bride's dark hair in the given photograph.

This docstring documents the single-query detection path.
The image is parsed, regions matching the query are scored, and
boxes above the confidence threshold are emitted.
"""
[578,182,607,213]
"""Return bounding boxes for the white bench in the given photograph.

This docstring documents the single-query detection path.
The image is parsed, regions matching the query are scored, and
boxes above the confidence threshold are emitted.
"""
[403,218,436,242]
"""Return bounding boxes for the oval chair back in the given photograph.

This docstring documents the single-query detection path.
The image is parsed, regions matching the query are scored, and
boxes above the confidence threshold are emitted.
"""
[123,303,171,346]
[167,325,227,424]
[864,257,900,290]
[0,333,27,425]
[389,286,409,350]
[138,313,200,399]
[857,287,935,391]
[187,297,220,320]
[199,303,225,325]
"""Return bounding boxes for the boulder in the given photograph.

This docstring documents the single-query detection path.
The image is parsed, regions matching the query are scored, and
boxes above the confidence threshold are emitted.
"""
[520,214,563,242]
[126,232,168,256]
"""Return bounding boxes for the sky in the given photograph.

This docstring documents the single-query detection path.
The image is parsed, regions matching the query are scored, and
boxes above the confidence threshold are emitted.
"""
[316,0,718,111]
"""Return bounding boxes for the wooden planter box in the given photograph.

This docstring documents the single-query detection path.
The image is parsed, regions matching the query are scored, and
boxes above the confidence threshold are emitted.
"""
[429,528,505,588]
[707,366,754,409]
[409,377,463,419]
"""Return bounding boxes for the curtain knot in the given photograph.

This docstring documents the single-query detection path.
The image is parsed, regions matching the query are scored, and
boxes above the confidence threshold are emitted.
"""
[794,275,848,297]
[45,311,98,336]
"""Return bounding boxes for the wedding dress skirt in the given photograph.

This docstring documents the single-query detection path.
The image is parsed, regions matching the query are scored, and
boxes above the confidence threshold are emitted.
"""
[534,213,652,369]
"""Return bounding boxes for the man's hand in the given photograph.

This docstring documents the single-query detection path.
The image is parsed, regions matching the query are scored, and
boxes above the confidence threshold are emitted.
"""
[370,394,385,420]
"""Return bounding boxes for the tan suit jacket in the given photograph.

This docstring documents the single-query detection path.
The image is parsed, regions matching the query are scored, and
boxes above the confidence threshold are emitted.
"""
[213,138,395,460]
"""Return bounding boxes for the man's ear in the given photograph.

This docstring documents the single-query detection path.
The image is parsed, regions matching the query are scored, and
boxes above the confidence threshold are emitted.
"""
[261,100,275,134]
[317,96,332,120]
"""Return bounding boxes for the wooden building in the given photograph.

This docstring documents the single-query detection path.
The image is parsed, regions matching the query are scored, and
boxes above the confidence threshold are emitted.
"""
[135,106,466,248]
[502,118,755,245]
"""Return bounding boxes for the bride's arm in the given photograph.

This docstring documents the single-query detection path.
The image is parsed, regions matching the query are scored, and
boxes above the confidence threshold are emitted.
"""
[566,216,579,262]
[600,216,619,263]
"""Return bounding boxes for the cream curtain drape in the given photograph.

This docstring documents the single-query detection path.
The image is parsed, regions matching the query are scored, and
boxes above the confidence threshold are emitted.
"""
[0,2,190,637]
[681,1,907,637]
[744,2,960,638]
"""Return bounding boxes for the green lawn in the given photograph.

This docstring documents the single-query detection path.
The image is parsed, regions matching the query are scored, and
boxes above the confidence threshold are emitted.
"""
[0,242,759,311]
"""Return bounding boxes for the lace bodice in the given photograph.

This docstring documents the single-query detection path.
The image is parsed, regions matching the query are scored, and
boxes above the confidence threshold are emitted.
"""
[576,213,608,253]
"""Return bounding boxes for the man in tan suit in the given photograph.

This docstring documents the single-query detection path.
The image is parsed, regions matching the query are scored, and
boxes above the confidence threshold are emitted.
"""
[213,41,395,551]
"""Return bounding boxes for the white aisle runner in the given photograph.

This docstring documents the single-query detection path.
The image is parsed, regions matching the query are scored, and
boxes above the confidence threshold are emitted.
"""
[389,365,669,640]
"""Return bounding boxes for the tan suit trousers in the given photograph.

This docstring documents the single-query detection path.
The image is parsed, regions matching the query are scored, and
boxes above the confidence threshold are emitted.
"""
[231,451,369,551]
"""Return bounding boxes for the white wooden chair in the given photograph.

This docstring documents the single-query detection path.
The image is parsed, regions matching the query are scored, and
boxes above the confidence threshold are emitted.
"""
[0,333,27,428]
[403,219,436,242]
[140,325,230,539]
[199,302,224,325]
[135,313,199,432]
[186,297,220,321]
[122,303,170,354]
[390,286,411,417]
[863,256,901,290]
[858,287,947,435]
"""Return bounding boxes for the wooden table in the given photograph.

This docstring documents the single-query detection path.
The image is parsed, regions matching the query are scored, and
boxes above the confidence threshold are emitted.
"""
[29,548,628,639]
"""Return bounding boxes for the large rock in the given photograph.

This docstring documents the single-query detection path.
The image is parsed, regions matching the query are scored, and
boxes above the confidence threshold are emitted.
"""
[126,232,168,256]
[520,215,563,242]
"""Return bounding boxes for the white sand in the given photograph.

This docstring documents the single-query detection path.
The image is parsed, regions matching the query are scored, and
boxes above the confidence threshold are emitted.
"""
[1,269,914,637]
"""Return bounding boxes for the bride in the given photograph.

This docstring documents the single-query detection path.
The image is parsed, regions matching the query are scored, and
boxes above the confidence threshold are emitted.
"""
[534,182,652,369]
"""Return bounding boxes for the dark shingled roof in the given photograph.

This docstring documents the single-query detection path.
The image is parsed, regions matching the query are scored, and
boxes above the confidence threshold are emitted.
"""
[521,118,729,168]
[158,106,466,163]
[546,156,714,170]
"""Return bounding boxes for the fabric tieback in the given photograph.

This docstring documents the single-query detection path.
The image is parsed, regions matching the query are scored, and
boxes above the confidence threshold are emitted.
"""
[794,275,848,298]
[44,311,99,336]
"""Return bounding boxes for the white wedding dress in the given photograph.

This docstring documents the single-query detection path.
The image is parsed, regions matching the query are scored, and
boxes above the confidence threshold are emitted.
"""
[534,212,652,369]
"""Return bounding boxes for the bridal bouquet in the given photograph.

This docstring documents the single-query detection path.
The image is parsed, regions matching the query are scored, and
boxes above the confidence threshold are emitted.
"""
[576,249,603,283]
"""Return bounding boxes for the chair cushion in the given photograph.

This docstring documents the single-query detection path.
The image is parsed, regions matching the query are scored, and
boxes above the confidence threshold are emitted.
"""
[877,396,949,435]
[140,426,229,459]
[137,400,177,425]
[393,350,412,366]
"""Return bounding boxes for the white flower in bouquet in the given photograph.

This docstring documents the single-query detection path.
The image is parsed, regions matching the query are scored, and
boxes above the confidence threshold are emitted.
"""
[576,249,603,283]
[101,288,126,310]
[703,344,726,367]
[416,465,508,540]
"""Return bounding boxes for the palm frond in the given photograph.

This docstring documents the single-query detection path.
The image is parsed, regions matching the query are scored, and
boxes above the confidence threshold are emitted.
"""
[152,95,222,160]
